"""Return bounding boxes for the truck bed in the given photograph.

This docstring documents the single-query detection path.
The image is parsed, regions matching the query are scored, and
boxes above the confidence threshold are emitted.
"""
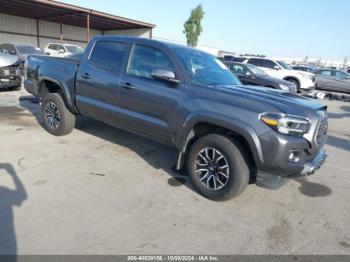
[24,55,79,105]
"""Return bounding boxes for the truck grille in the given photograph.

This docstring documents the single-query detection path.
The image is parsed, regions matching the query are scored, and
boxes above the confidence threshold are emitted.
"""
[315,113,328,147]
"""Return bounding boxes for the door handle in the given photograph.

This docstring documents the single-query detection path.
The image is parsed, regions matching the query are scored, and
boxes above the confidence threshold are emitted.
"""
[121,82,135,90]
[81,73,90,79]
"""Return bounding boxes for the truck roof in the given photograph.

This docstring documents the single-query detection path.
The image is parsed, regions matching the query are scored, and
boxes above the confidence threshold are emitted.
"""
[90,35,206,54]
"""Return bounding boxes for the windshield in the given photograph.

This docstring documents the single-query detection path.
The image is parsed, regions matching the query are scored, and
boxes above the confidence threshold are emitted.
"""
[65,45,83,54]
[246,63,267,76]
[17,46,43,55]
[174,47,240,86]
[277,60,293,70]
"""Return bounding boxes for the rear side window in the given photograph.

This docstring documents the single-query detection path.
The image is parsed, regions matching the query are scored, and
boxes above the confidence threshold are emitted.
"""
[90,41,127,69]
[127,45,175,79]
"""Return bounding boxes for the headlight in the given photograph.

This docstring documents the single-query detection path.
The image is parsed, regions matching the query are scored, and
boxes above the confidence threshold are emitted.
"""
[279,84,291,91]
[260,113,310,136]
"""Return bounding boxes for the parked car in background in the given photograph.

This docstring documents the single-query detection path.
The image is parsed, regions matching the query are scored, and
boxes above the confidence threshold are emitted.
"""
[225,61,297,93]
[44,43,83,58]
[292,65,316,73]
[243,57,315,92]
[25,36,328,200]
[66,52,83,61]
[220,55,246,62]
[314,69,350,94]
[0,51,21,91]
[0,43,44,75]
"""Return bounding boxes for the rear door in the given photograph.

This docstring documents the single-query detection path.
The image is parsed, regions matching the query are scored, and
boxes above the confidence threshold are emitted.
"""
[316,70,334,90]
[119,44,184,143]
[75,40,129,126]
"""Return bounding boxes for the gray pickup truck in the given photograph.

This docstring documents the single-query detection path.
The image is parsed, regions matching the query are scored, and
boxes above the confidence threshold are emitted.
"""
[24,36,328,201]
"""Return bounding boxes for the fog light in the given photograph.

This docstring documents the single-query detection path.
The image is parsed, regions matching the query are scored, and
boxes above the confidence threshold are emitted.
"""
[288,151,301,163]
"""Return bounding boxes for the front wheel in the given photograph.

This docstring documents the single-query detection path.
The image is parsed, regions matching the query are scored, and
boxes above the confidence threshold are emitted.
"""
[187,134,250,201]
[285,78,300,92]
[42,93,76,136]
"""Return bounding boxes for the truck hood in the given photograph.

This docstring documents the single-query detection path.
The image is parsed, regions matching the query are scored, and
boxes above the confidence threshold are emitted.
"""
[215,84,325,117]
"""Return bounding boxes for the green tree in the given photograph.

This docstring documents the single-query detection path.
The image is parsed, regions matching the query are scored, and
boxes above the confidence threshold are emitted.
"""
[183,4,205,47]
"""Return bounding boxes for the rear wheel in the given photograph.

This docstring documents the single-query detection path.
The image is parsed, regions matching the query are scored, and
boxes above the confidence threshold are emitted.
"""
[42,93,76,136]
[187,134,250,201]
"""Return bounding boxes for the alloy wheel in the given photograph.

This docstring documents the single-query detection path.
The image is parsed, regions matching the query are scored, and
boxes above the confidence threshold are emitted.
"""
[195,147,230,191]
[45,102,61,129]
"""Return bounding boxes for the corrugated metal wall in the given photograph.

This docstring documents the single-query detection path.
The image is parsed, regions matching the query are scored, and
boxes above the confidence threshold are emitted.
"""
[0,12,151,50]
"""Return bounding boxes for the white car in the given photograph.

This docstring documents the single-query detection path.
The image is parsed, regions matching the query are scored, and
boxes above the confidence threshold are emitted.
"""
[243,57,315,91]
[44,43,83,58]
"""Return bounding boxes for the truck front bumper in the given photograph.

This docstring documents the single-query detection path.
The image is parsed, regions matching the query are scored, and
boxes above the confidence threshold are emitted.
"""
[297,149,327,176]
[256,149,327,189]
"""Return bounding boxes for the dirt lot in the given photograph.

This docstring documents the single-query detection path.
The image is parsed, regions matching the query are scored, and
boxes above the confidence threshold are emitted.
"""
[0,88,349,255]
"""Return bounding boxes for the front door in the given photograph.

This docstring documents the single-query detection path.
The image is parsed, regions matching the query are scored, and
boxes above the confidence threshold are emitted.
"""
[119,44,183,143]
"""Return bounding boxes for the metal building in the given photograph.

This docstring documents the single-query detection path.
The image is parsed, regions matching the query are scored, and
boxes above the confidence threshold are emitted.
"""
[0,0,155,49]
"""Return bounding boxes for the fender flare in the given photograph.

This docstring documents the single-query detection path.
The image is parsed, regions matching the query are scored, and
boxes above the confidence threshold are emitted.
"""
[175,111,264,169]
[38,76,78,113]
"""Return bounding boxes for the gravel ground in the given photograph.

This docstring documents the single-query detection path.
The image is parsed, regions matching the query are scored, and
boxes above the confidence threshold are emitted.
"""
[0,88,349,255]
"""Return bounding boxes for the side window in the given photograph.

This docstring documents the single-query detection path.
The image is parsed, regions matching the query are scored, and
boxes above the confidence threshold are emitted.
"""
[335,71,348,79]
[128,45,175,79]
[57,45,65,53]
[90,41,127,69]
[48,44,56,51]
[230,64,248,76]
[248,58,264,67]
[263,59,277,69]
[320,70,332,76]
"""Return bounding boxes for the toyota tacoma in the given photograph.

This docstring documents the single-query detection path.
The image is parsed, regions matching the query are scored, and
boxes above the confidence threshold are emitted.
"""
[24,36,328,201]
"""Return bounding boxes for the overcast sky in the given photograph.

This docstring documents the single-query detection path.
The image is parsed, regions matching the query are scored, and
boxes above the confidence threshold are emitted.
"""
[60,0,350,61]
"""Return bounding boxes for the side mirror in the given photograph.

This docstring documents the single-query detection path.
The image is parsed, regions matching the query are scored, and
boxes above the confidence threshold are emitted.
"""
[58,49,65,54]
[46,52,50,55]
[151,68,179,85]
[274,65,280,70]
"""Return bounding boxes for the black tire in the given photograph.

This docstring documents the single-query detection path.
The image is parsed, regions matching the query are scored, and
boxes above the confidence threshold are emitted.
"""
[285,78,300,92]
[187,134,250,201]
[42,93,76,136]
